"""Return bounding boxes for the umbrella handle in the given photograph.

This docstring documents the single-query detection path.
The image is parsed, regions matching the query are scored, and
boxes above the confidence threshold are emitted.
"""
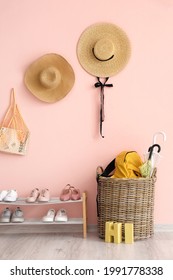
[153,131,166,144]
[148,144,161,160]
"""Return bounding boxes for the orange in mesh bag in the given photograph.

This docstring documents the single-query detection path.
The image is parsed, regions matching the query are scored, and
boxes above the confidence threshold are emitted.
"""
[0,88,30,155]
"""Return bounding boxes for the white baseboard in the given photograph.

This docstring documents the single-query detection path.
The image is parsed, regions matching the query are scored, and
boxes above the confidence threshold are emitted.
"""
[0,224,172,234]
[154,224,173,232]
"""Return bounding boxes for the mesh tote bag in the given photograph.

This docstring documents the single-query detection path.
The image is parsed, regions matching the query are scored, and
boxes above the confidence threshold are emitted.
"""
[0,89,30,155]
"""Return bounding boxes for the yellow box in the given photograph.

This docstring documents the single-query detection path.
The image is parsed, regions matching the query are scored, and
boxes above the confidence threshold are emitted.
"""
[105,221,114,243]
[125,223,134,244]
[114,223,122,244]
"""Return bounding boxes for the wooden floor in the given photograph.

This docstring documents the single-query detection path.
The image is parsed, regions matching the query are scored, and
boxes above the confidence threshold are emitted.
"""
[0,230,173,260]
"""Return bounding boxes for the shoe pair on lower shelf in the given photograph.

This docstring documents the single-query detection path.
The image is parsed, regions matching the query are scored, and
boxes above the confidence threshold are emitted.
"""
[42,209,68,223]
[0,207,24,223]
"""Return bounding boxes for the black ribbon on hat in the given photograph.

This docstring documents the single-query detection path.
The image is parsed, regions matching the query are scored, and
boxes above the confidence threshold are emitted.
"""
[94,77,113,138]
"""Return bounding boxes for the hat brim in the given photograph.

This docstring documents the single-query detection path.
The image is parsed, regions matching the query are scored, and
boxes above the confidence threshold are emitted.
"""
[24,53,75,103]
[77,22,131,77]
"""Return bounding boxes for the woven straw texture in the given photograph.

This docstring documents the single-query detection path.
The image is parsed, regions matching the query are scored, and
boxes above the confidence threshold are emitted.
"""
[96,167,156,240]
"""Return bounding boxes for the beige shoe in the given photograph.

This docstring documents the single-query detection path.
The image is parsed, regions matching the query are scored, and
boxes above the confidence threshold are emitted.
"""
[55,209,68,222]
[42,209,55,222]
[38,188,50,202]
[26,188,40,203]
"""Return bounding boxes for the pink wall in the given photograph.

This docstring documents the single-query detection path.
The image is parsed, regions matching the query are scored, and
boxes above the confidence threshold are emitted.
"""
[0,0,173,224]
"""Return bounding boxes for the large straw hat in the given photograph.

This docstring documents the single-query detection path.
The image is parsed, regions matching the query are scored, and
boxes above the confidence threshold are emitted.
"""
[77,22,131,77]
[24,53,75,103]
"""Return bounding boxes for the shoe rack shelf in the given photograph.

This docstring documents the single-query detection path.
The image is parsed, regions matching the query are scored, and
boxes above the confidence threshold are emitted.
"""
[0,192,87,238]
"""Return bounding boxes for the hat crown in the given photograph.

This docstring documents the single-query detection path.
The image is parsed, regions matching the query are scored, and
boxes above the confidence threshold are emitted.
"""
[77,22,131,77]
[93,38,114,61]
[39,66,61,89]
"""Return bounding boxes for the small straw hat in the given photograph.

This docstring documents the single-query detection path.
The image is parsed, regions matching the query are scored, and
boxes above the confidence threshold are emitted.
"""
[77,22,131,77]
[24,53,75,103]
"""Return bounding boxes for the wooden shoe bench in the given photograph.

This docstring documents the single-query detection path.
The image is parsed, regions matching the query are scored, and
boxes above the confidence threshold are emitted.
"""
[0,192,87,238]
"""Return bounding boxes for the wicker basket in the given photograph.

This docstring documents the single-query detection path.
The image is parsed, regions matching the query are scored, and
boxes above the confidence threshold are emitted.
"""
[96,167,157,240]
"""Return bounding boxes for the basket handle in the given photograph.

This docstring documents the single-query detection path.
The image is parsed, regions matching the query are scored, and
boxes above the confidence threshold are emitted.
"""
[151,168,157,182]
[96,166,103,182]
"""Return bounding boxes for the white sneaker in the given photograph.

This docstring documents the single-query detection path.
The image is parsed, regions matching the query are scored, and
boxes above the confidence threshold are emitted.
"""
[0,207,12,223]
[3,190,18,202]
[42,209,55,223]
[0,190,9,201]
[55,209,68,222]
[11,207,24,223]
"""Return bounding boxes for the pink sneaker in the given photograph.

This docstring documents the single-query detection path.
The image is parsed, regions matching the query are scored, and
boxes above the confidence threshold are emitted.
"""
[60,184,73,201]
[71,187,81,200]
